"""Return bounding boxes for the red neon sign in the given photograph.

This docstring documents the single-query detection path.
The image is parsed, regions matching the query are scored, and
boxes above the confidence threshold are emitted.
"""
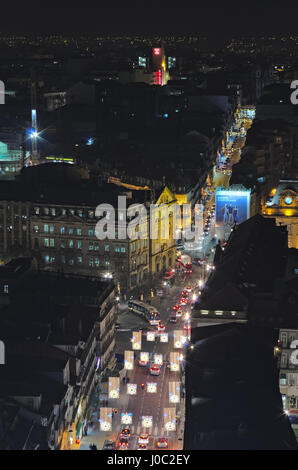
[153,48,161,55]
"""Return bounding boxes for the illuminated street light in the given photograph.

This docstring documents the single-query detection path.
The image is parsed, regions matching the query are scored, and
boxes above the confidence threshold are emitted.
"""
[127,384,137,395]
[169,382,180,404]
[170,352,180,371]
[154,354,163,365]
[99,408,113,431]
[140,351,149,363]
[121,412,132,425]
[142,416,152,428]
[146,331,155,342]
[124,351,134,370]
[173,330,185,349]
[132,331,142,350]
[164,408,176,431]
[160,333,168,343]
[29,130,39,139]
[184,312,190,321]
[108,377,120,399]
[146,382,157,393]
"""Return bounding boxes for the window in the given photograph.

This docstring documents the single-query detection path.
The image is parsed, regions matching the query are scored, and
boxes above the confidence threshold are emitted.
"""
[89,242,93,251]
[115,247,120,253]
[105,244,109,252]
[61,241,65,248]
[281,332,288,347]
[69,209,75,216]
[44,224,49,233]
[77,228,82,236]
[61,209,66,216]
[88,229,94,237]
[34,225,39,233]
[3,285,8,294]
[77,256,82,264]
[77,241,82,249]
[89,256,94,267]
[78,210,83,217]
[44,238,49,247]
[131,242,136,252]
[49,226,54,233]
[44,208,49,215]
[280,373,287,385]
[94,242,99,251]
[281,353,288,368]
[34,207,40,215]
[143,239,147,248]
[50,238,55,247]
[69,228,73,235]
[105,260,110,266]
[88,210,94,218]
[121,247,126,253]
[50,208,56,216]
[69,240,74,248]
[61,256,66,264]
[69,259,74,266]
[60,227,65,235]
[45,255,50,264]
[95,257,100,267]
[50,256,55,264]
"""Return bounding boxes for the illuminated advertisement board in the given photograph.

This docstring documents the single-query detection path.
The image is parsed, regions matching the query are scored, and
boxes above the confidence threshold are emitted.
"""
[215,188,250,228]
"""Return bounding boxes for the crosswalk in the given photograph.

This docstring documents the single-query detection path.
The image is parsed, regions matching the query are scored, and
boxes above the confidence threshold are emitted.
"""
[128,424,165,437]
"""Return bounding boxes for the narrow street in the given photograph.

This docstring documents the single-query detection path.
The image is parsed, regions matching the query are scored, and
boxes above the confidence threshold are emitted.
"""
[79,108,255,451]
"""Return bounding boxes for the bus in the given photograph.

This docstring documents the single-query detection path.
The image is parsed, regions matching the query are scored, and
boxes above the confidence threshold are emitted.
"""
[128,300,160,325]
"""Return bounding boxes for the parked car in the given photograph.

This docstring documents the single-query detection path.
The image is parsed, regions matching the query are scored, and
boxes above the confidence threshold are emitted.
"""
[103,440,115,450]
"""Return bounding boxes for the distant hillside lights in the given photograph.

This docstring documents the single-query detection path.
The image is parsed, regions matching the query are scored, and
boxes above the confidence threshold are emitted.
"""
[0,81,4,104]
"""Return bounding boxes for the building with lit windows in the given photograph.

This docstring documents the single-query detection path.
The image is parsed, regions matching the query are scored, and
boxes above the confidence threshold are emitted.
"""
[0,259,116,450]
[263,180,298,249]
[151,45,169,86]
[278,328,298,440]
[0,165,150,293]
[149,186,176,277]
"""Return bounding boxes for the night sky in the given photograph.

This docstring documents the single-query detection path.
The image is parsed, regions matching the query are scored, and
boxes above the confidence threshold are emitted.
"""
[0,1,298,35]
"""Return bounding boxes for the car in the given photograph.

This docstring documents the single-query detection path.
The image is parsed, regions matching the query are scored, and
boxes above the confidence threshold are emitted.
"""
[138,434,149,445]
[120,428,131,439]
[179,298,187,305]
[176,309,183,318]
[138,443,148,450]
[173,304,180,311]
[138,359,148,367]
[186,286,192,292]
[157,323,166,332]
[103,440,115,450]
[170,315,177,323]
[156,438,168,448]
[119,443,128,450]
[115,323,120,330]
[149,365,160,376]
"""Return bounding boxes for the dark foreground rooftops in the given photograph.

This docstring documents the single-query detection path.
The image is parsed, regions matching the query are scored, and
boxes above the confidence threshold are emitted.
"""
[184,323,298,450]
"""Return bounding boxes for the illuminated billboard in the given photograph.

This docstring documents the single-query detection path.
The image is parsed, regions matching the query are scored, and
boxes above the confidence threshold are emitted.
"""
[215,187,250,228]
